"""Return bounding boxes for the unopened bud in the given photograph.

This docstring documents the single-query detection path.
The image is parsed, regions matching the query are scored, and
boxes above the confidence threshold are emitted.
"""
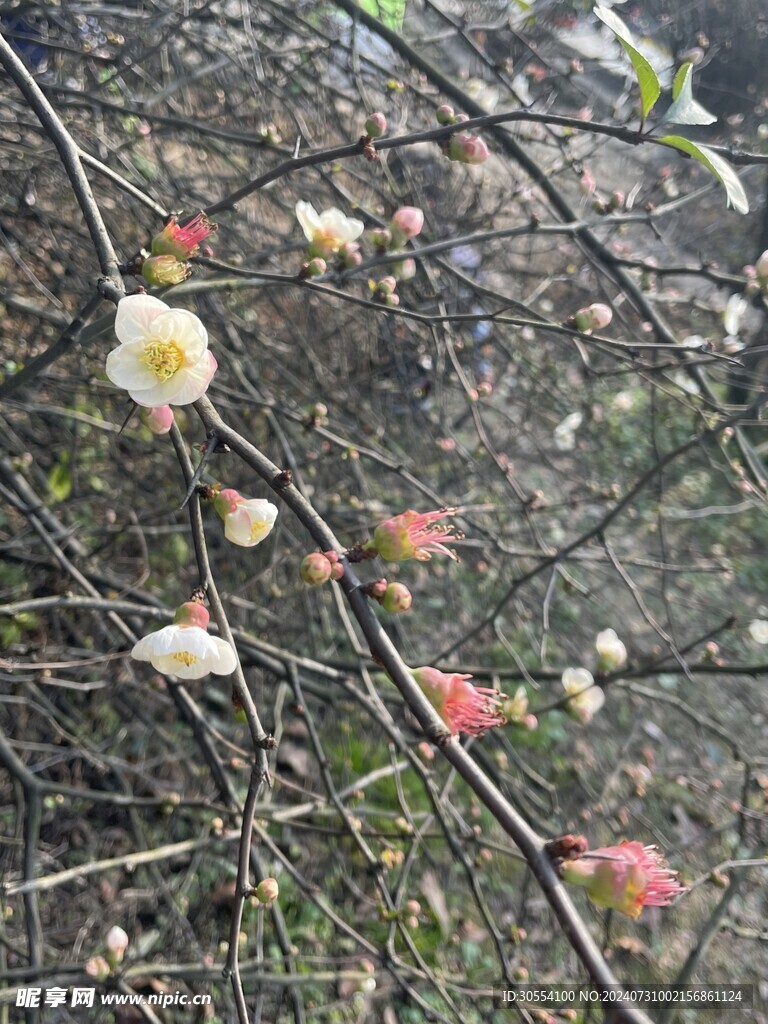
[436,104,456,125]
[106,926,129,959]
[446,133,489,164]
[339,246,362,269]
[105,926,129,968]
[370,227,392,252]
[141,405,174,435]
[364,112,387,138]
[377,276,397,296]
[380,582,412,613]
[573,303,613,333]
[595,628,627,671]
[392,258,416,282]
[255,878,279,904]
[306,257,327,277]
[390,206,424,243]
[300,552,333,585]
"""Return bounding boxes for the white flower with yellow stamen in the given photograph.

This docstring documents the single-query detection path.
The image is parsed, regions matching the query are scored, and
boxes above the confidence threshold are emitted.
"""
[106,294,217,407]
[295,201,364,258]
[131,602,236,680]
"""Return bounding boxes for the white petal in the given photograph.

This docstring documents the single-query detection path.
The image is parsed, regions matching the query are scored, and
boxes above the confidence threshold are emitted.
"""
[224,499,278,546]
[295,201,320,242]
[224,506,254,546]
[152,308,209,357]
[562,667,594,695]
[209,637,237,675]
[115,294,169,344]
[106,341,158,390]
[748,619,768,644]
[133,351,216,407]
[319,207,364,242]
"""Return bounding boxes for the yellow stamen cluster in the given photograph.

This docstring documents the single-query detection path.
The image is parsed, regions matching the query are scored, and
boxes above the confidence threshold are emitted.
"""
[142,339,183,382]
[172,651,198,666]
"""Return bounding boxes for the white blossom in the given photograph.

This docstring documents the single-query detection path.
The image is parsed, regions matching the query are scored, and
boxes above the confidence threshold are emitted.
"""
[295,201,364,257]
[223,498,278,547]
[595,628,627,670]
[562,667,605,724]
[132,623,236,680]
[106,294,216,407]
[748,619,768,644]
[723,293,748,337]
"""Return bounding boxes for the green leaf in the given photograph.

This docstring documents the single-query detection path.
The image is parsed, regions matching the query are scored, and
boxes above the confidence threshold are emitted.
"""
[594,5,660,120]
[47,456,72,502]
[357,0,406,31]
[662,63,717,126]
[660,135,749,214]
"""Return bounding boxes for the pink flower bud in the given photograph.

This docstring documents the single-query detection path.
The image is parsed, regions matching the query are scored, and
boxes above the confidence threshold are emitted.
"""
[255,877,279,904]
[106,926,129,964]
[384,293,400,308]
[380,582,412,613]
[141,255,190,287]
[339,245,362,269]
[85,956,110,979]
[393,258,416,282]
[306,257,327,277]
[446,133,489,165]
[368,578,388,600]
[141,405,174,435]
[330,562,345,581]
[390,206,424,243]
[173,601,210,630]
[436,104,456,125]
[364,112,387,138]
[377,276,398,296]
[370,227,392,252]
[300,552,333,585]
[573,303,613,333]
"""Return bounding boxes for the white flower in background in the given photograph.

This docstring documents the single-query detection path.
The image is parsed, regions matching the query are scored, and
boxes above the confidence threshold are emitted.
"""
[748,619,768,644]
[213,489,278,547]
[596,628,627,670]
[106,294,217,407]
[554,411,583,451]
[723,293,748,337]
[295,201,364,258]
[611,391,634,412]
[132,602,236,680]
[562,667,605,724]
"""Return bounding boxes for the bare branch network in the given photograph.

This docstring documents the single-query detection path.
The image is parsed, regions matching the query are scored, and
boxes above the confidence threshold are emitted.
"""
[1,2,768,1023]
